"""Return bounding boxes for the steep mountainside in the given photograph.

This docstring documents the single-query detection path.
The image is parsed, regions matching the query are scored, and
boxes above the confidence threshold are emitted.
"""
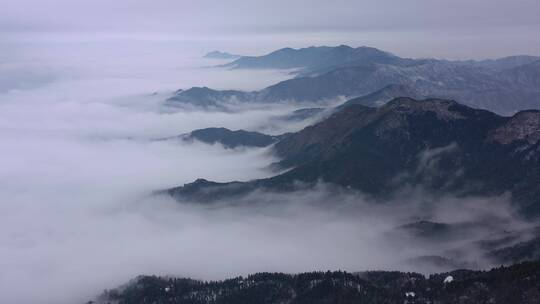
[95,261,540,304]
[272,98,540,212]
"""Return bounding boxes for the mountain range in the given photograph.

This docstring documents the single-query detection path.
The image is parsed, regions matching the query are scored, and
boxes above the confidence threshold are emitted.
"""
[225,45,540,77]
[167,97,540,217]
[160,96,540,268]
[169,45,540,114]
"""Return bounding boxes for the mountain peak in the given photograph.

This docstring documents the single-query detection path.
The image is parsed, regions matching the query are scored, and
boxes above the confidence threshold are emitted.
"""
[272,47,295,54]
[175,86,216,95]
[203,51,241,60]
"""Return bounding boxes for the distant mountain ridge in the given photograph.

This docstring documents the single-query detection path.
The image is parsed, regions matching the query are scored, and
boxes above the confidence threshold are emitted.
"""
[203,51,242,60]
[225,45,540,76]
[463,55,540,71]
[172,127,283,149]
[223,45,410,76]
[170,45,540,114]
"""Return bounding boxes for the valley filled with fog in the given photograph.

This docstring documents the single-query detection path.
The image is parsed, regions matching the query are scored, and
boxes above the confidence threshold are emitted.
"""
[1,38,539,304]
[0,39,304,303]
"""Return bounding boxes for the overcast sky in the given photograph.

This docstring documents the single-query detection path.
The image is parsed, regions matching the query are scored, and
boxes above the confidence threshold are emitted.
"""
[2,0,540,58]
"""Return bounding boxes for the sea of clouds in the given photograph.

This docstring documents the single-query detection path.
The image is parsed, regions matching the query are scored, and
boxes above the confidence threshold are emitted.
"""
[0,37,532,304]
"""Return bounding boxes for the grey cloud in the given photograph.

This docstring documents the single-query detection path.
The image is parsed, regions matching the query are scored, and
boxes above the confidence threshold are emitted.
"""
[3,0,540,33]
[2,0,540,58]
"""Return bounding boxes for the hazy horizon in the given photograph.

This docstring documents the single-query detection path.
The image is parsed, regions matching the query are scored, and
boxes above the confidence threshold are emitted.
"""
[2,0,540,59]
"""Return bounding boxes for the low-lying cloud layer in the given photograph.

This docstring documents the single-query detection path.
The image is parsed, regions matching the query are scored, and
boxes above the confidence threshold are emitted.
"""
[0,39,536,304]
[0,39,304,304]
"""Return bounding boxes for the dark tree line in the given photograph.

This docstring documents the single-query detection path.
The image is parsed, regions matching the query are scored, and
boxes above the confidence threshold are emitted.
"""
[93,260,540,304]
